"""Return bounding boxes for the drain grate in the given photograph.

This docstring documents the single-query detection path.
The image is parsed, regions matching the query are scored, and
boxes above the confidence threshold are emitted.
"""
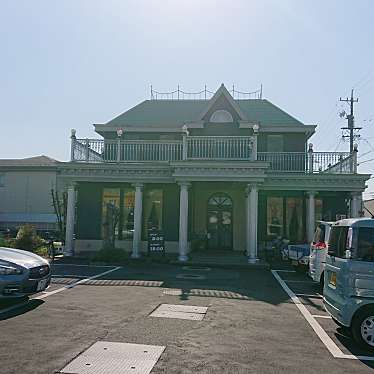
[52,279,163,287]
[60,341,165,374]
[162,288,251,300]
[149,303,208,321]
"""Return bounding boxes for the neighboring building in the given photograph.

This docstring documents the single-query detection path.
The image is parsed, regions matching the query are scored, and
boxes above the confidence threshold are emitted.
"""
[57,84,370,261]
[0,155,59,231]
[364,198,374,218]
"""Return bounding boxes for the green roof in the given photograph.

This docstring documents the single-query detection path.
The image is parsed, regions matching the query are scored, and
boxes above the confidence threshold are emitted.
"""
[105,99,305,128]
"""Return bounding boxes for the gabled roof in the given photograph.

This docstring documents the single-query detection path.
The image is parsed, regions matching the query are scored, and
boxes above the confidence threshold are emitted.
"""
[0,155,58,167]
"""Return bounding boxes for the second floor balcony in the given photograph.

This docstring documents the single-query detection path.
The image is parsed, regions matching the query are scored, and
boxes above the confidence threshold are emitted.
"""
[70,133,356,174]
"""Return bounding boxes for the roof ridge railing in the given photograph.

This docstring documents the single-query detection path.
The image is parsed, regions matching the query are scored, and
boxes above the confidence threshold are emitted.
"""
[150,85,263,100]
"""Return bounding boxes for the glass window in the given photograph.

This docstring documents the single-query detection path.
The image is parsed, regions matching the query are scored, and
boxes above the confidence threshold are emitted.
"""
[267,197,283,237]
[101,188,120,239]
[357,228,374,261]
[286,198,303,242]
[143,189,163,233]
[328,226,349,258]
[267,135,284,152]
[0,173,4,187]
[122,190,135,239]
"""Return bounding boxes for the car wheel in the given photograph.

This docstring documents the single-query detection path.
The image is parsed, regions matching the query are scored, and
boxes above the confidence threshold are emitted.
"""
[352,308,374,351]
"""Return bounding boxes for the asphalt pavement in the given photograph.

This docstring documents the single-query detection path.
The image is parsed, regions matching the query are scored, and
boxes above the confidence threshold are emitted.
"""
[0,262,373,373]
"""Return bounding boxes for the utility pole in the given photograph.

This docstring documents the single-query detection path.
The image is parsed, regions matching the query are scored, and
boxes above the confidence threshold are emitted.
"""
[340,89,360,153]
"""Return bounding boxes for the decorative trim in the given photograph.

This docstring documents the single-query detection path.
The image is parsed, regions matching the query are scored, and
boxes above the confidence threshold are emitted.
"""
[197,84,248,121]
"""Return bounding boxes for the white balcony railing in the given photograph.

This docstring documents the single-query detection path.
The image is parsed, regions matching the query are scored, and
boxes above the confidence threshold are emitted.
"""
[70,134,356,174]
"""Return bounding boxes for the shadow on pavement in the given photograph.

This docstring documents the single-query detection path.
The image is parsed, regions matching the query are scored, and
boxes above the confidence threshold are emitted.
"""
[51,262,290,306]
[0,298,44,321]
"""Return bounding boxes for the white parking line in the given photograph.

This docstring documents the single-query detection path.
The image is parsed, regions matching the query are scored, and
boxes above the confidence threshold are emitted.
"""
[0,267,122,316]
[312,315,332,319]
[34,266,122,300]
[296,293,323,299]
[272,270,374,361]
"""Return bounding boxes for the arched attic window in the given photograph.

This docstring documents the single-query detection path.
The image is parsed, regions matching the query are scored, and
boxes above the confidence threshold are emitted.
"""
[210,109,234,123]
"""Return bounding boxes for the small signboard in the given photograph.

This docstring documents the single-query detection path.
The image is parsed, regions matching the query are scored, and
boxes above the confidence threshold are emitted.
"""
[148,229,165,256]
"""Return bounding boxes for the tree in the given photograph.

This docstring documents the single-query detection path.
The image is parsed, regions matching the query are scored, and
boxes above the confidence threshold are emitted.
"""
[51,188,67,243]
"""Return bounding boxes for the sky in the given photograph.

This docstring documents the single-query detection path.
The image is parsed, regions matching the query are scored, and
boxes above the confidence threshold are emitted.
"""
[0,0,373,197]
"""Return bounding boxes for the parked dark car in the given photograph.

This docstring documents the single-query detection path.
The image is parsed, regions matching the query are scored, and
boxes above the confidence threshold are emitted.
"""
[0,247,51,298]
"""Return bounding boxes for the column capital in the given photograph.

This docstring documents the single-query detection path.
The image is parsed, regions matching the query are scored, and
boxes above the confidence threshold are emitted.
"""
[178,181,191,189]
[132,183,144,190]
[351,191,362,197]
[306,190,318,196]
[245,183,259,194]
[67,181,77,190]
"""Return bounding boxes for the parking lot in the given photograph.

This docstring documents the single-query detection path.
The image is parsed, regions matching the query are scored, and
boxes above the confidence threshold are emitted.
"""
[1,262,374,373]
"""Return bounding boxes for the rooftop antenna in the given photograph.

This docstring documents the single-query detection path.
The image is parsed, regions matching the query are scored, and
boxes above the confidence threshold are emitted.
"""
[260,84,263,99]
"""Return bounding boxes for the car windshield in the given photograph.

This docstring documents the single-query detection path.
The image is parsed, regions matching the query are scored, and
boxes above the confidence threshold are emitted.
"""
[328,226,349,258]
[356,227,374,262]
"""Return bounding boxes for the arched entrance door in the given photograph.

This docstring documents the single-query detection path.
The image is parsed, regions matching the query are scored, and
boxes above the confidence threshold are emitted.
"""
[207,193,233,250]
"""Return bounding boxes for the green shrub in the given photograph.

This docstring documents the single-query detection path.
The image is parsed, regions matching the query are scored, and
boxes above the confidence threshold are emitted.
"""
[92,248,128,264]
[0,237,10,247]
[14,225,43,252]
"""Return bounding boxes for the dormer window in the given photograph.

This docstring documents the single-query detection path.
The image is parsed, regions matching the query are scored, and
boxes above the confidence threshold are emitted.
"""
[210,109,234,123]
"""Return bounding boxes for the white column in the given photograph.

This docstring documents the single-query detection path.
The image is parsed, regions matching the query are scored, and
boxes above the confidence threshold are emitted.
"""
[306,191,316,243]
[245,189,250,257]
[64,183,76,256]
[131,183,144,258]
[351,192,361,218]
[247,184,258,264]
[178,182,190,262]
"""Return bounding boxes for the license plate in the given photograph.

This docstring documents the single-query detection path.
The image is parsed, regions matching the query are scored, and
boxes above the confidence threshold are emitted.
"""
[291,260,298,266]
[36,278,49,292]
[329,272,337,287]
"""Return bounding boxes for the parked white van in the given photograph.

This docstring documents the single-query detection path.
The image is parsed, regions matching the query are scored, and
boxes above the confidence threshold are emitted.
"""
[308,221,333,289]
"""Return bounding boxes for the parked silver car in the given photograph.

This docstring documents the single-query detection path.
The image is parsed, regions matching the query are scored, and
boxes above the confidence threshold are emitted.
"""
[0,247,51,298]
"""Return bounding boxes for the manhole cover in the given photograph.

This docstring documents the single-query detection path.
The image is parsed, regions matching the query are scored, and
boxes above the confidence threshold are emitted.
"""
[149,303,208,321]
[60,341,165,374]
[176,274,205,280]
